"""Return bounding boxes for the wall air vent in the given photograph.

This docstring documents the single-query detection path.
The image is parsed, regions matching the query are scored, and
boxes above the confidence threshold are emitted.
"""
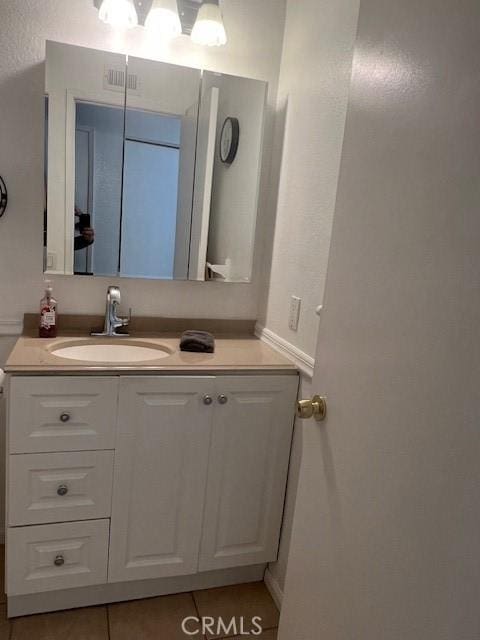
[127,74,138,92]
[104,67,126,93]
[104,67,140,96]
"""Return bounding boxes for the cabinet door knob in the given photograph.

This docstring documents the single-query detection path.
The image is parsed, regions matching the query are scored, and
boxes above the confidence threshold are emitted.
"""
[218,395,228,405]
[54,555,65,567]
[203,395,213,405]
[59,413,71,423]
[57,484,68,497]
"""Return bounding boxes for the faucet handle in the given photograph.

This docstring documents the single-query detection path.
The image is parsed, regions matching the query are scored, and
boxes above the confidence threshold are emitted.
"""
[117,307,131,328]
[121,308,132,326]
[107,286,121,305]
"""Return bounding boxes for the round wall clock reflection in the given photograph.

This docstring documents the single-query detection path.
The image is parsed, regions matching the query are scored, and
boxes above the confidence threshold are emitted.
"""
[219,117,240,165]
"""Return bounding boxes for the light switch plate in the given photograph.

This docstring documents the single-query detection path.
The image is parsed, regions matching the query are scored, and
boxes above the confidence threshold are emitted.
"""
[289,296,301,331]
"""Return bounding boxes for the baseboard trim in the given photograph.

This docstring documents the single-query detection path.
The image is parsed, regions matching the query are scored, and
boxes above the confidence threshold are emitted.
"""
[0,319,22,336]
[8,564,267,618]
[255,324,314,378]
[264,568,283,610]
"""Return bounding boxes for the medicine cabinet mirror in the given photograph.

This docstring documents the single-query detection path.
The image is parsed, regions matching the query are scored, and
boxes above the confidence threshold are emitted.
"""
[44,41,267,282]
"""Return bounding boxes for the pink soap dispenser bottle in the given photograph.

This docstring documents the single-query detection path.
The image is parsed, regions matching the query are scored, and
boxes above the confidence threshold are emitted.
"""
[39,280,58,338]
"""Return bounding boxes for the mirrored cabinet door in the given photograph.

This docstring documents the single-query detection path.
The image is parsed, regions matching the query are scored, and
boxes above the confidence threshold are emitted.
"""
[121,57,201,280]
[201,71,267,283]
[45,42,127,276]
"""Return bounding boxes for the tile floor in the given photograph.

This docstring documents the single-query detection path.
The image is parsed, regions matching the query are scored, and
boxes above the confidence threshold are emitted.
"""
[0,547,279,640]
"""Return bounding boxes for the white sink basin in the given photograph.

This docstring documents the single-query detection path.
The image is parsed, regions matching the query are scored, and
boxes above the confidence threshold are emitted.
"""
[50,341,173,363]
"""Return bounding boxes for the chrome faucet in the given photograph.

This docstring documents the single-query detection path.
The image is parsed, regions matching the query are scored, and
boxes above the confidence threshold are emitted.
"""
[92,286,131,337]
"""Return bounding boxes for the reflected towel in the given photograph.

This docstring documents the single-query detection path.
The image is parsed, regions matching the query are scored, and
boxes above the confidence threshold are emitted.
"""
[180,331,215,353]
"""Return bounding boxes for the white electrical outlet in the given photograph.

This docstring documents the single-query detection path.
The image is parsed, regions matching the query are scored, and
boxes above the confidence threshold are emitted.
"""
[289,296,301,331]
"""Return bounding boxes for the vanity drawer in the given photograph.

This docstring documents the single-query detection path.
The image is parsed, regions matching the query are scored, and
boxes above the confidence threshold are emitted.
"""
[8,376,118,453]
[8,451,114,526]
[7,519,110,596]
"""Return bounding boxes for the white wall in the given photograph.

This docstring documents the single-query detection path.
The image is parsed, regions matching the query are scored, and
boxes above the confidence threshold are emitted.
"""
[263,0,360,595]
[258,0,360,358]
[0,0,286,324]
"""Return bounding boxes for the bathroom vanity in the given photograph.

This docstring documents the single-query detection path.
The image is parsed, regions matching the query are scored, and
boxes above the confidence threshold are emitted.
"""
[4,324,298,617]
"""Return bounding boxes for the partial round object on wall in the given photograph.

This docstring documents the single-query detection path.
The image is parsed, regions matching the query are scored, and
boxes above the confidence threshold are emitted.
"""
[219,117,240,165]
[0,176,7,218]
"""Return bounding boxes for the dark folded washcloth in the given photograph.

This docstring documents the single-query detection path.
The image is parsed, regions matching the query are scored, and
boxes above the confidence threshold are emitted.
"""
[180,330,215,353]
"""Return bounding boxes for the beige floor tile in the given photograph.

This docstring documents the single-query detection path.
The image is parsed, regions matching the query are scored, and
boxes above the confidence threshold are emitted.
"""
[193,582,279,640]
[0,545,5,604]
[109,592,204,640]
[0,605,12,640]
[11,606,108,640]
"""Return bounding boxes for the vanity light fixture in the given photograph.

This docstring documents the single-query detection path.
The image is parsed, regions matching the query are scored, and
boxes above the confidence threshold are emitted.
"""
[145,0,182,38]
[191,0,227,46]
[95,0,227,46]
[99,0,138,29]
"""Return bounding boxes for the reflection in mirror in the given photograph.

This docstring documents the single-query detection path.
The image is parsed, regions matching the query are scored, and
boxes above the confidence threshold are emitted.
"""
[44,42,127,275]
[121,110,181,279]
[194,72,267,282]
[122,57,201,280]
[44,41,267,283]
[74,101,124,276]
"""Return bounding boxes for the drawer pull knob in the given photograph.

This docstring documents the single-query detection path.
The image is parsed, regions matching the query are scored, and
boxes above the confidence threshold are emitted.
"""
[57,484,68,497]
[59,413,71,423]
[54,555,65,567]
[218,395,228,405]
[203,395,213,406]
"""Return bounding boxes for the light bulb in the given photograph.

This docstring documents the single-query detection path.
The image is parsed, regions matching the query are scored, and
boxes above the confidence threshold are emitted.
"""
[191,2,227,47]
[99,0,138,29]
[145,0,181,38]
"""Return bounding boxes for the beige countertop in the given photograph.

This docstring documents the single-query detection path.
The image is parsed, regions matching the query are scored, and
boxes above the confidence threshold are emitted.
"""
[5,333,298,376]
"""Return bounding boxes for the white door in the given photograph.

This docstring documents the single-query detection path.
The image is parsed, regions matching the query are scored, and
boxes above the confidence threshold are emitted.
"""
[199,376,298,571]
[279,1,480,639]
[108,377,214,583]
[120,140,180,279]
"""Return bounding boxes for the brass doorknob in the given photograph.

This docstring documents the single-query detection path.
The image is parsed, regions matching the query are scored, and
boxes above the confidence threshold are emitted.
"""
[297,395,327,422]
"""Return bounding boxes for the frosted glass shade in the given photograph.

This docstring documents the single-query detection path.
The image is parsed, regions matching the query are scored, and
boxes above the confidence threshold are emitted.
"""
[99,0,138,29]
[145,0,182,38]
[191,2,227,47]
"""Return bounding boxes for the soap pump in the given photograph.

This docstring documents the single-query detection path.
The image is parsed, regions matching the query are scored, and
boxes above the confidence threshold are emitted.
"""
[39,280,58,338]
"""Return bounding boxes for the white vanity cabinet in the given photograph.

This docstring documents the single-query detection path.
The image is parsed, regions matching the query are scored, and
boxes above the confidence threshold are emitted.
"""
[6,372,298,610]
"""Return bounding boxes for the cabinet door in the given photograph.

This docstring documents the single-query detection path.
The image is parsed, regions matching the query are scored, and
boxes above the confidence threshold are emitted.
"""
[108,377,214,583]
[199,375,298,571]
